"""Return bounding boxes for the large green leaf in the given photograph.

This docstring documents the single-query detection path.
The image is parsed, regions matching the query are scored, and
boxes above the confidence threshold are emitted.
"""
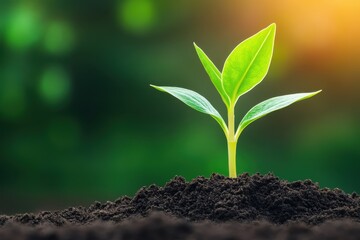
[222,23,276,104]
[151,85,227,133]
[237,90,321,134]
[194,43,230,107]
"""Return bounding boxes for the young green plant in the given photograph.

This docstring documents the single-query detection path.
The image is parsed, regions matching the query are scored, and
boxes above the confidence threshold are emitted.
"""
[151,23,321,178]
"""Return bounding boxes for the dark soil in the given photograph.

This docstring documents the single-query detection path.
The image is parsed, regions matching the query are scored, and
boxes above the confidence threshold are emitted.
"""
[1,173,360,239]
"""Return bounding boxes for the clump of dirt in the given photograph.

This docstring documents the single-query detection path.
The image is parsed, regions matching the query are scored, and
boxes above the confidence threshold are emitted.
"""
[1,173,359,239]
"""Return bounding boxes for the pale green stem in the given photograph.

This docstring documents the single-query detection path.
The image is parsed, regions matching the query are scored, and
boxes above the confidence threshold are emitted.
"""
[227,105,237,178]
[235,126,242,141]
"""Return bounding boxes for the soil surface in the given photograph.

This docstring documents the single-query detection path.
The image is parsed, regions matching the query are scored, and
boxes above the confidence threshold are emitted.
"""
[1,173,360,239]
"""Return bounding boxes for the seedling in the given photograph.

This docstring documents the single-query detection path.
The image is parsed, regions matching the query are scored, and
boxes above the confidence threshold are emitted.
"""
[151,23,321,178]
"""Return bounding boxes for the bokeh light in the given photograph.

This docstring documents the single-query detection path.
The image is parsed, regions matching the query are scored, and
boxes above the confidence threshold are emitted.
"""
[38,66,71,106]
[118,0,156,34]
[44,21,75,55]
[4,5,42,50]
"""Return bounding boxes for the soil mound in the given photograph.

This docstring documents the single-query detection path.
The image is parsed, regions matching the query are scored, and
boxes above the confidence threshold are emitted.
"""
[1,173,360,239]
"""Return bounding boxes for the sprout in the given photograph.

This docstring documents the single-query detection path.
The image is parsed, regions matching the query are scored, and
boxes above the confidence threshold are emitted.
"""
[151,23,321,178]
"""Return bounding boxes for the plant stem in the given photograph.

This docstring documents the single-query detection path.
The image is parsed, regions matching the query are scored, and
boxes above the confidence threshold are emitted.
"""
[227,105,237,178]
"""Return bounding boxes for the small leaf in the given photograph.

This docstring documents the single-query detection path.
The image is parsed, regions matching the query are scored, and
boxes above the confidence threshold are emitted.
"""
[194,43,230,107]
[151,85,227,133]
[238,90,321,134]
[222,23,276,104]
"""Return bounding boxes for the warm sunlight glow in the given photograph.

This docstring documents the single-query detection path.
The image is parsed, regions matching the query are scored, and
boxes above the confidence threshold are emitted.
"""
[228,0,360,78]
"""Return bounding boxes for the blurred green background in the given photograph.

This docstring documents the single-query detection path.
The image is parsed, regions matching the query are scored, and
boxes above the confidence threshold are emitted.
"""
[1,0,360,214]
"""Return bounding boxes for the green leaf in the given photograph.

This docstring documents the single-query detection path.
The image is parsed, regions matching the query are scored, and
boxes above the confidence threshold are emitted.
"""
[151,85,227,133]
[238,90,321,133]
[222,23,276,104]
[194,43,230,107]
